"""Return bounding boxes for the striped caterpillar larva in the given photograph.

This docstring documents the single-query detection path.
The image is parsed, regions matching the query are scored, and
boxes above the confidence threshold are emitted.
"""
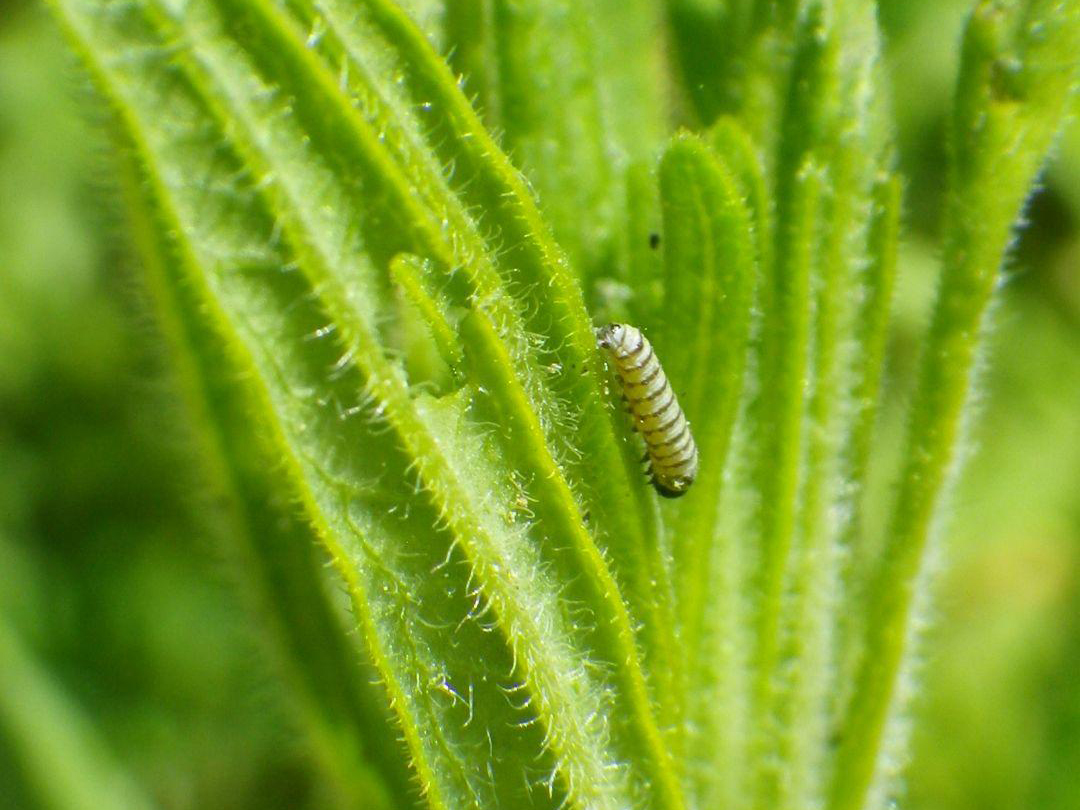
[596,323,698,498]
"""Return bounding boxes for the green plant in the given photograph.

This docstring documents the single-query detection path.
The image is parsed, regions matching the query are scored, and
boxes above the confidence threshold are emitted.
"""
[35,0,1079,808]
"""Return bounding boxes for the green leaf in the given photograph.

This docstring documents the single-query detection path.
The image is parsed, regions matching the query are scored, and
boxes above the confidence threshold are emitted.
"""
[710,116,774,287]
[745,5,894,806]
[445,0,667,289]
[747,157,824,808]
[619,159,665,326]
[46,0,682,806]
[830,2,1080,809]
[654,133,756,805]
[38,0,1078,807]
[116,144,415,810]
[289,5,679,653]
[389,252,466,376]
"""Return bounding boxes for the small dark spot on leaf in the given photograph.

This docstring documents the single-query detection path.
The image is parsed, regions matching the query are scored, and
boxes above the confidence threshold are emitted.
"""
[649,232,661,250]
[990,57,1025,102]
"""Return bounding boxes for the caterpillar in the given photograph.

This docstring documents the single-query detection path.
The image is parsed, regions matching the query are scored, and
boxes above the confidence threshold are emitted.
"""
[596,323,698,498]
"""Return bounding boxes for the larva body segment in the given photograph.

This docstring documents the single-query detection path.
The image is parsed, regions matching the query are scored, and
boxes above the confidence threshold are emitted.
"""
[596,323,698,498]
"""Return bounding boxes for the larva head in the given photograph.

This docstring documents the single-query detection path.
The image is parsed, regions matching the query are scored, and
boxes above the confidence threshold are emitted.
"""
[653,450,698,498]
[653,472,695,499]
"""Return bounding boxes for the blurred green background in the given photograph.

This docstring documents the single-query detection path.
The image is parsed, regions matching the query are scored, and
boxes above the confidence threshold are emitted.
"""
[1,0,1078,807]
